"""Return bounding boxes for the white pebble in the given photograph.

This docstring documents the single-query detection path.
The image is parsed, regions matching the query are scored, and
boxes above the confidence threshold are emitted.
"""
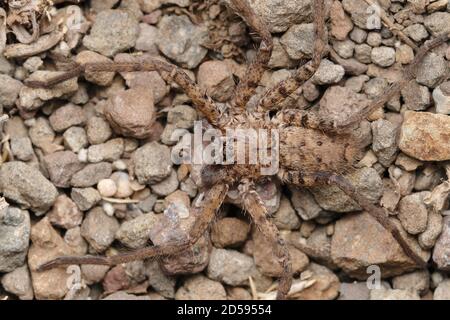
[111,172,133,198]
[392,167,403,179]
[97,179,117,197]
[113,160,127,171]
[24,118,36,127]
[102,202,115,217]
[78,148,88,162]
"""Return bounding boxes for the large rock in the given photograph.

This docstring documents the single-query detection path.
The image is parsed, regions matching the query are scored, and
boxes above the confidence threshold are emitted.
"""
[0,162,58,214]
[423,12,450,36]
[331,212,430,279]
[0,207,30,272]
[28,217,78,300]
[399,111,450,161]
[242,0,312,33]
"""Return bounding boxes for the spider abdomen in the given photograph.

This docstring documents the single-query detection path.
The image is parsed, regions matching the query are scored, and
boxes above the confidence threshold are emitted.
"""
[279,126,364,184]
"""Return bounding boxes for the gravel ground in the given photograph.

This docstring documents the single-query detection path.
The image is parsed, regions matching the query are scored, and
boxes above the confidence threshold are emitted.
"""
[0,0,449,300]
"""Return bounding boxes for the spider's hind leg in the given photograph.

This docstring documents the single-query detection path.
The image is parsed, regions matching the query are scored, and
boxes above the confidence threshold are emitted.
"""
[240,181,292,300]
[326,174,427,268]
[37,184,229,271]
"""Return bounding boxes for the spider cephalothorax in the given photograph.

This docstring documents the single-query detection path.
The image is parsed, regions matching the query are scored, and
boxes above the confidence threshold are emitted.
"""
[26,0,448,300]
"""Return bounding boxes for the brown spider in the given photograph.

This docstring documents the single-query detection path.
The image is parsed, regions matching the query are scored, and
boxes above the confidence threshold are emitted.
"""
[27,0,448,300]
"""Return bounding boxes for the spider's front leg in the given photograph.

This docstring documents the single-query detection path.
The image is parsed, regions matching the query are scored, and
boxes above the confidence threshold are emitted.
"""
[25,59,225,128]
[226,0,273,111]
[257,0,327,112]
[239,181,292,300]
[37,183,228,271]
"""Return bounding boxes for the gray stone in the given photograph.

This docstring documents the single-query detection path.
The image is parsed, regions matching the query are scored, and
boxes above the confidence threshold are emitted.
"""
[338,282,370,300]
[83,9,139,57]
[273,196,301,230]
[392,270,430,296]
[116,213,158,249]
[419,211,443,250]
[404,24,429,42]
[424,12,450,36]
[63,127,88,153]
[433,82,450,115]
[207,248,256,286]
[0,162,58,214]
[416,53,448,88]
[157,15,208,69]
[1,265,34,300]
[167,105,198,129]
[0,207,30,272]
[175,275,226,300]
[370,288,420,300]
[49,103,87,132]
[0,74,22,108]
[342,0,372,29]
[371,119,398,167]
[150,169,179,196]
[433,216,450,271]
[132,142,172,185]
[81,207,120,252]
[281,23,328,60]
[312,59,345,85]
[332,39,355,59]
[434,279,450,300]
[401,81,431,111]
[71,188,102,211]
[70,162,113,187]
[43,151,85,188]
[371,46,396,67]
[144,260,176,298]
[398,192,429,235]
[10,137,34,161]
[350,27,368,43]
[86,117,112,145]
[311,167,382,212]
[232,0,312,33]
[87,138,124,163]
